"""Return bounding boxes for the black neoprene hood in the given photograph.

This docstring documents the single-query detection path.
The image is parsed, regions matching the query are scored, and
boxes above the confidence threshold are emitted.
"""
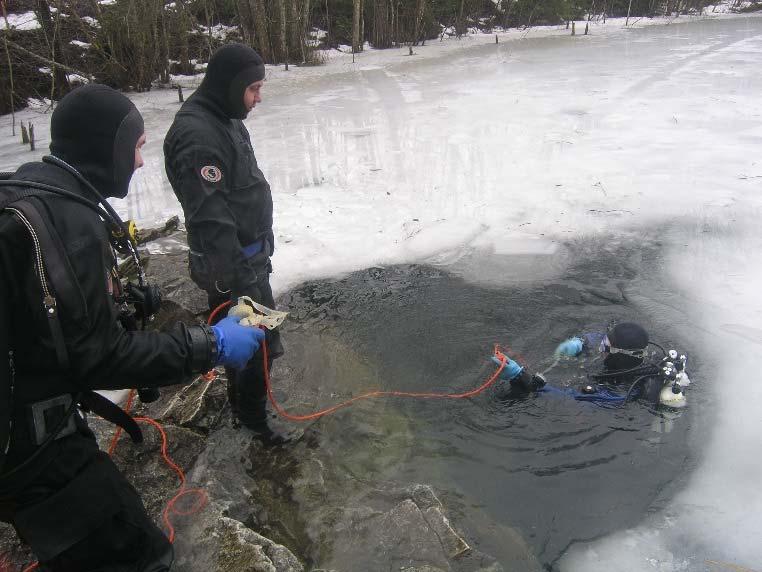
[608,322,649,350]
[198,43,266,119]
[49,84,144,199]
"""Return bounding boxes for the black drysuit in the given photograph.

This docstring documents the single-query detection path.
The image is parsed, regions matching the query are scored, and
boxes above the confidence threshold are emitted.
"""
[164,46,283,430]
[0,85,216,571]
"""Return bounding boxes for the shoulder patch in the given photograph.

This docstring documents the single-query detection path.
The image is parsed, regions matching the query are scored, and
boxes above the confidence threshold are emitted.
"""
[200,165,223,183]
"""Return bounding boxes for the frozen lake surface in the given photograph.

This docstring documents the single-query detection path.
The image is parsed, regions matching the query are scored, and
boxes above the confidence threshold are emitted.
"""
[2,13,761,571]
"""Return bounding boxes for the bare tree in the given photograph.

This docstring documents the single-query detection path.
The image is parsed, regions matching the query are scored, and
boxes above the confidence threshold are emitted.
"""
[35,0,70,99]
[279,0,289,68]
[251,0,272,61]
[352,0,362,53]
[1,0,15,131]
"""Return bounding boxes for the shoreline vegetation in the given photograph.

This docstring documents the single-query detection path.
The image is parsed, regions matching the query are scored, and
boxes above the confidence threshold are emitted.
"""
[2,0,760,115]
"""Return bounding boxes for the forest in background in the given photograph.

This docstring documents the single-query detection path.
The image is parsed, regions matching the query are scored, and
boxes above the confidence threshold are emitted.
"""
[1,0,756,114]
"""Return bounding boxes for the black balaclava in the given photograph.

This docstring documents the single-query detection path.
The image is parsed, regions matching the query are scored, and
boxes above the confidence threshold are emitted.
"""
[50,84,144,199]
[604,322,649,371]
[198,43,265,120]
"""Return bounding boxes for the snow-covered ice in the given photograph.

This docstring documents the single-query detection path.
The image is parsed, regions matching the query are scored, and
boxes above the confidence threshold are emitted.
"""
[2,12,762,570]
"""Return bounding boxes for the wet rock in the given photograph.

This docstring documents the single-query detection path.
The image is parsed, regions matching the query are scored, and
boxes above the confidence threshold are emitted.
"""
[0,244,537,572]
[144,245,209,322]
[411,485,471,558]
[174,516,304,572]
[154,374,228,433]
[138,216,181,245]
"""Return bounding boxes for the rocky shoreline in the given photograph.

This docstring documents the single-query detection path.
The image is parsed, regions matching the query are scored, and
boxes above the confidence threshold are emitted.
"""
[1,227,539,572]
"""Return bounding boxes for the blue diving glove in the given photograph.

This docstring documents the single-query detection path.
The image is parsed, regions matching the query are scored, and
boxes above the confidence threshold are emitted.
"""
[490,356,524,381]
[555,337,584,357]
[211,316,266,369]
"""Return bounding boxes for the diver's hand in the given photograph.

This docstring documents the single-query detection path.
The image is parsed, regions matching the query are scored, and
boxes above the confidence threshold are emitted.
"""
[555,337,584,357]
[490,356,523,380]
[212,316,265,369]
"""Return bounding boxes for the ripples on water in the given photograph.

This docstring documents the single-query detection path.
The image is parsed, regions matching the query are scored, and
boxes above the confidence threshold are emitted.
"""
[271,233,703,569]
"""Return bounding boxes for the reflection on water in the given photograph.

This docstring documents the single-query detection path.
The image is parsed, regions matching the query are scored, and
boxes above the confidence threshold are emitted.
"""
[261,233,705,570]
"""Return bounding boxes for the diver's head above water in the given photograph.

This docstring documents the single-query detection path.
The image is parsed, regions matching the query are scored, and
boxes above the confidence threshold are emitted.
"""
[601,322,649,371]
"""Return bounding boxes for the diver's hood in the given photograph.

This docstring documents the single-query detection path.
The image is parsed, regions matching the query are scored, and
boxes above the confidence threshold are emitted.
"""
[49,84,144,199]
[196,43,265,120]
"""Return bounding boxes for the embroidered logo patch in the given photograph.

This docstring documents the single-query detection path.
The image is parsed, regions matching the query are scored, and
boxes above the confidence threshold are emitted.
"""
[200,165,222,183]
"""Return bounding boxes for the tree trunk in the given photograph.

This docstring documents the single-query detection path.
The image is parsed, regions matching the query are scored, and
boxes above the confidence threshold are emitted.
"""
[35,0,70,99]
[352,0,361,53]
[413,0,426,45]
[160,2,170,83]
[235,0,252,45]
[250,0,272,62]
[360,0,364,50]
[290,0,302,62]
[279,0,288,68]
[301,0,311,61]
[203,0,214,58]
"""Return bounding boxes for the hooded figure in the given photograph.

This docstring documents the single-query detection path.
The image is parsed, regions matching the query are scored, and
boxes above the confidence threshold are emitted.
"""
[603,322,649,371]
[164,44,296,445]
[0,84,249,571]
[49,83,145,199]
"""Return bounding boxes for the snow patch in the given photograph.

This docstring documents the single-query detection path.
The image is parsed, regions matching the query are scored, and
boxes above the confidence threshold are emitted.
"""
[3,11,40,30]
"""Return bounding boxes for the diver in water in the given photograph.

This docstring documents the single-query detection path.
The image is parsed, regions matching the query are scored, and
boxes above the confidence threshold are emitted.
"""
[492,322,689,407]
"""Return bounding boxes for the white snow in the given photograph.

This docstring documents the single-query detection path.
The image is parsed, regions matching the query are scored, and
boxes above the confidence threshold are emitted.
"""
[2,11,40,30]
[66,73,90,85]
[81,16,100,28]
[1,11,762,570]
[194,23,237,41]
[70,39,92,49]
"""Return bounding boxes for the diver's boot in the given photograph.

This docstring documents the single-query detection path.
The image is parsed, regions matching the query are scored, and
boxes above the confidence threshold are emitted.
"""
[241,397,302,446]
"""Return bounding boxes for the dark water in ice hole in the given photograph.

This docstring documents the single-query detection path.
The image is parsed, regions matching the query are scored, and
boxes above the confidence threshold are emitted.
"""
[255,233,705,570]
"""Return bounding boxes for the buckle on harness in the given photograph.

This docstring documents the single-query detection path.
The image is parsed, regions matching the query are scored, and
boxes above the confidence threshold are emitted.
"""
[27,394,77,446]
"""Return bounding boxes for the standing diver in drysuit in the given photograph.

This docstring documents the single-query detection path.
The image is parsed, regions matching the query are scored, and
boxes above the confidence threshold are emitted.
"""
[491,322,689,407]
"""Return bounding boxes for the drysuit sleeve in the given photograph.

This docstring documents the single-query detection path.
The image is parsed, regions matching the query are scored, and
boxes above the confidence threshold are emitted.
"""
[60,219,218,390]
[1,207,215,391]
[165,142,255,293]
[581,331,606,351]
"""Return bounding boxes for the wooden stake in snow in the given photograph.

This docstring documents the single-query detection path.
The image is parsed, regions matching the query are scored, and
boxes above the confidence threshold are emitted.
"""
[21,121,29,145]
[584,22,589,35]
[495,34,498,44]
[29,123,35,151]
[572,21,576,35]
[177,85,184,103]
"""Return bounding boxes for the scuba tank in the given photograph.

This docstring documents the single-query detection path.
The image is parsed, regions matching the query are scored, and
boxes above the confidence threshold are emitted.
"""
[658,351,689,408]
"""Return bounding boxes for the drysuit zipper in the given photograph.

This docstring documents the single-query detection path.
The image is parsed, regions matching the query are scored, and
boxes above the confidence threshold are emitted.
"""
[7,207,58,318]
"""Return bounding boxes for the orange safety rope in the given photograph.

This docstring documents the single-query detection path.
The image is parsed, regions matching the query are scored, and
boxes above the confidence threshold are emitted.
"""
[262,340,507,421]
[205,301,510,421]
[21,300,510,572]
[132,416,208,543]
[107,390,208,544]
